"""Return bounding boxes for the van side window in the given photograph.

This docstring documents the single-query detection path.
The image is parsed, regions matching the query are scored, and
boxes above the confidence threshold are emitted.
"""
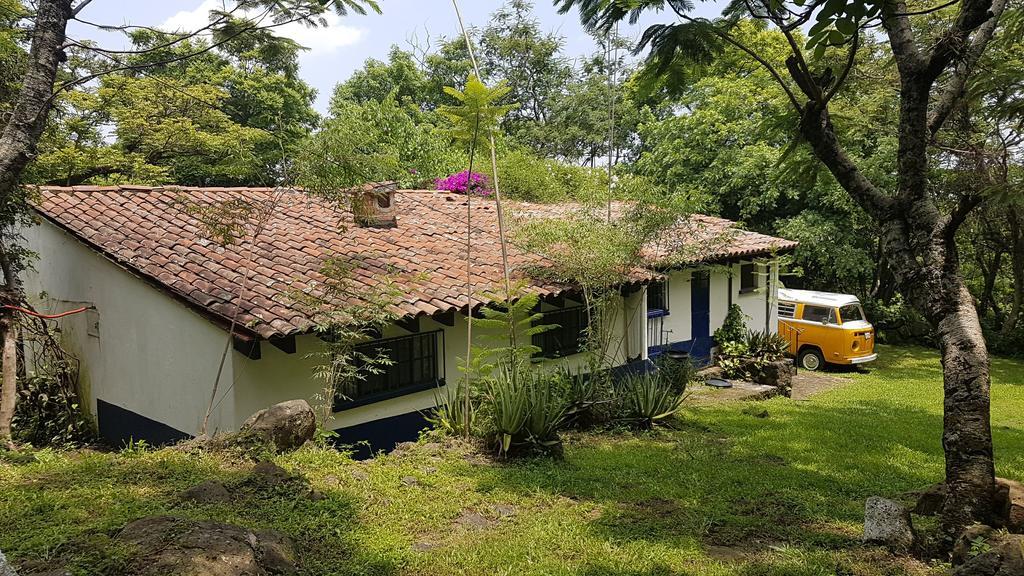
[740,263,758,292]
[777,302,796,319]
[802,305,835,323]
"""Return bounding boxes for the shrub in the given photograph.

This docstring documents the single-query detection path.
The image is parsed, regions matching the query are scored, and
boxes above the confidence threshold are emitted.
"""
[716,329,789,380]
[713,303,748,346]
[862,294,935,346]
[653,354,698,393]
[428,380,475,438]
[616,371,686,429]
[435,170,492,196]
[554,367,614,429]
[480,368,568,457]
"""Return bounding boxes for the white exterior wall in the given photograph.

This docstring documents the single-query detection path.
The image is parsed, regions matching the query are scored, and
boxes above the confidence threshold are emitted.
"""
[21,220,235,437]
[733,261,778,334]
[232,293,634,433]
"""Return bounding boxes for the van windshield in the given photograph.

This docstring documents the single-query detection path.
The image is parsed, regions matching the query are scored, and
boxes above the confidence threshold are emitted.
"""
[839,304,865,323]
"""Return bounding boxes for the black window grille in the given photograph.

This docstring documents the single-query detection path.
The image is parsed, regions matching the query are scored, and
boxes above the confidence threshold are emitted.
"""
[740,263,758,292]
[777,302,796,319]
[335,331,442,409]
[647,281,669,314]
[533,306,589,359]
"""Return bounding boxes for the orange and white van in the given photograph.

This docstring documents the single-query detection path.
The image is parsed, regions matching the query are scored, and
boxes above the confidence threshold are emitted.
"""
[776,288,877,371]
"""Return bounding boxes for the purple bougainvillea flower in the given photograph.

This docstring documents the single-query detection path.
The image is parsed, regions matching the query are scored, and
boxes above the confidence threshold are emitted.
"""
[435,171,491,196]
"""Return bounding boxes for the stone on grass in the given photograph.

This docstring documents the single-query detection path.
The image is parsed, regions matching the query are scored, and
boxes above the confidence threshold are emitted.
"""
[758,359,795,395]
[401,475,419,487]
[454,510,495,530]
[1,550,18,576]
[952,524,997,566]
[115,515,297,576]
[241,400,316,453]
[492,504,516,517]
[912,483,947,516]
[180,479,232,504]
[953,531,1024,576]
[863,496,915,552]
[995,477,1024,534]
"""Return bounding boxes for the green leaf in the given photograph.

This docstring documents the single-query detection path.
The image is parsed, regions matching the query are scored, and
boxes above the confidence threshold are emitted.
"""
[835,17,857,36]
[808,17,834,39]
[819,0,847,19]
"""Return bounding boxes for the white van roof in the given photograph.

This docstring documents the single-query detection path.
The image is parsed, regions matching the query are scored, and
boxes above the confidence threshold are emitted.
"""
[778,288,860,308]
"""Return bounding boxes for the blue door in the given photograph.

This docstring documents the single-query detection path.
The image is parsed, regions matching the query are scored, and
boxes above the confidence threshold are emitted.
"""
[690,271,712,363]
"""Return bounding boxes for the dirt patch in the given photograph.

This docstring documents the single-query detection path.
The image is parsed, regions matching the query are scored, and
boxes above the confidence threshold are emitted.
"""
[790,371,855,400]
[703,544,754,562]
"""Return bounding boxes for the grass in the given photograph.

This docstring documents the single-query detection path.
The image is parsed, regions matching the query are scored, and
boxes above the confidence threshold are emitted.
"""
[1,344,1023,575]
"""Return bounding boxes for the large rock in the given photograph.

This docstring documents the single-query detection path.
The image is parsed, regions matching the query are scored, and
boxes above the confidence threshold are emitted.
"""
[994,477,1024,534]
[863,496,915,552]
[742,359,794,395]
[241,400,316,453]
[953,531,1024,576]
[912,483,947,516]
[953,524,997,566]
[180,479,232,504]
[116,515,296,576]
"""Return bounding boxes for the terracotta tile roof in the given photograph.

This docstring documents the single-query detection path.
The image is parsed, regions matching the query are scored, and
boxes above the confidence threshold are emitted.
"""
[31,186,796,340]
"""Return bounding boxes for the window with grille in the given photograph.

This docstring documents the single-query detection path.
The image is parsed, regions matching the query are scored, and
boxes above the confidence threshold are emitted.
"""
[740,263,758,292]
[777,302,796,319]
[533,306,589,359]
[335,331,442,409]
[647,280,669,315]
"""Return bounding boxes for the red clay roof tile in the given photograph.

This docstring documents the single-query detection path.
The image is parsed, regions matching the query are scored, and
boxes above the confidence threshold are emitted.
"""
[32,186,796,339]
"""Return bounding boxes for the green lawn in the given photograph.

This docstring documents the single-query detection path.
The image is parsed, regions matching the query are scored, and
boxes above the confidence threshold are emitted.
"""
[2,344,1023,575]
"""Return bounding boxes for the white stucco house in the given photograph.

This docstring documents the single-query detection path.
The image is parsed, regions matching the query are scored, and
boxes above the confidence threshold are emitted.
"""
[21,184,796,453]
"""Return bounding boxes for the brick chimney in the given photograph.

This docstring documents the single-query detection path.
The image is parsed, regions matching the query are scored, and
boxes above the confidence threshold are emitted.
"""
[353,182,398,228]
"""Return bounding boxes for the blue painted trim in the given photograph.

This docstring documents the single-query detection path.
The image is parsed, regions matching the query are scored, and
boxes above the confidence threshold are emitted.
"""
[97,399,191,448]
[332,410,431,460]
[648,338,713,366]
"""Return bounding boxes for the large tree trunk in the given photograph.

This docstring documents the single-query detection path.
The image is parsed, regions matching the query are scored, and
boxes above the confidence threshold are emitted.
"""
[798,75,996,547]
[0,0,71,447]
[935,280,994,541]
[0,311,18,448]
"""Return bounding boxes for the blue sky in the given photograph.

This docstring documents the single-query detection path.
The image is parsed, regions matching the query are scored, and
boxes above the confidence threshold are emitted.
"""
[67,1,722,114]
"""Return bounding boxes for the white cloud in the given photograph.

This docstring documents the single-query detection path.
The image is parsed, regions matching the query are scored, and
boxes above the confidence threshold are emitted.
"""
[160,0,366,57]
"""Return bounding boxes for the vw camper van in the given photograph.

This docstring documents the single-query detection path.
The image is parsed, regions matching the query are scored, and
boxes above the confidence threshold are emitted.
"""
[776,288,877,370]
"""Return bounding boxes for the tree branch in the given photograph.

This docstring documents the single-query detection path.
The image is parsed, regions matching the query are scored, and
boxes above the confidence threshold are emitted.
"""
[799,102,893,220]
[70,0,93,17]
[824,33,859,105]
[881,0,926,76]
[929,0,1007,136]
[668,5,803,112]
[924,0,997,82]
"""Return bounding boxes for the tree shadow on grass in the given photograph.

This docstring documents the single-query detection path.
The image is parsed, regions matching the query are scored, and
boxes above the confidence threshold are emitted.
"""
[0,450,396,576]
[470,397,1024,560]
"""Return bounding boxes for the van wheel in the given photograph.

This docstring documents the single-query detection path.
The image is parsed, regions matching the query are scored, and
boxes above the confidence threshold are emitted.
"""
[798,348,825,371]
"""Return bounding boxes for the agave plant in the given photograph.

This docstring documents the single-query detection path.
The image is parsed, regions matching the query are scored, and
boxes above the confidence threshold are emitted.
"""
[428,380,475,438]
[744,329,790,360]
[618,372,687,429]
[523,372,569,448]
[485,367,530,455]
